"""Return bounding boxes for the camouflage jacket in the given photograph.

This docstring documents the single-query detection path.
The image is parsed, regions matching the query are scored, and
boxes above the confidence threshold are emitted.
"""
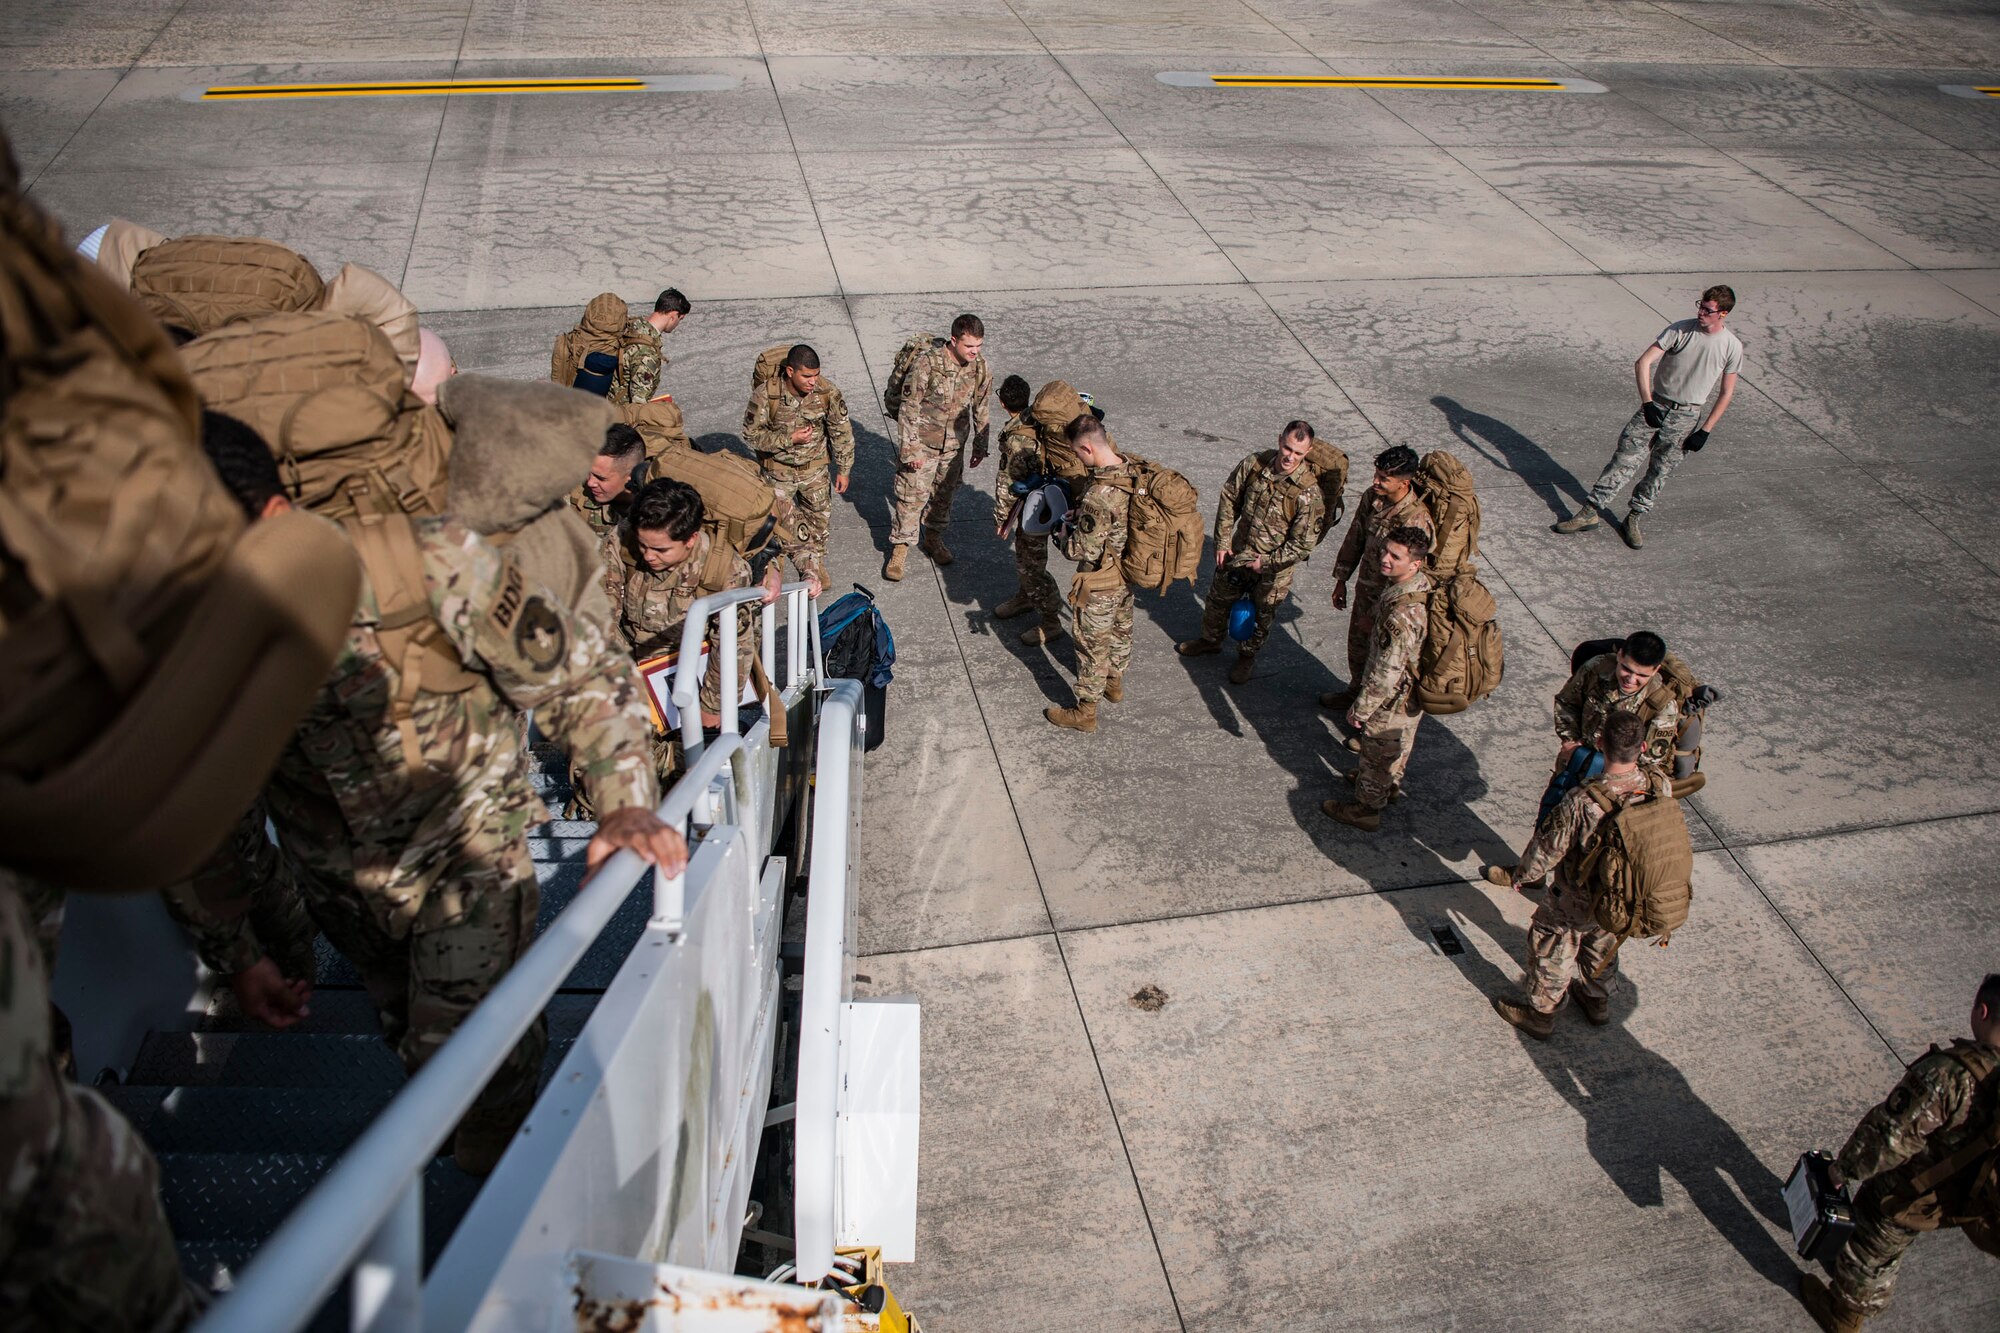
[1214,452,1323,566]
[265,516,657,936]
[1516,766,1668,892]
[995,413,1040,526]
[1840,1038,1999,1216]
[896,343,990,455]
[1333,486,1434,586]
[601,528,753,713]
[612,317,664,405]
[1556,654,1682,772]
[1062,461,1131,575]
[567,481,629,540]
[159,800,310,977]
[743,376,856,476]
[1353,570,1432,721]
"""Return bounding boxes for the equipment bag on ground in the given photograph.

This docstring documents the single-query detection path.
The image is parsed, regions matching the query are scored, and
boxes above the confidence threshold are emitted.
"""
[819,586,894,752]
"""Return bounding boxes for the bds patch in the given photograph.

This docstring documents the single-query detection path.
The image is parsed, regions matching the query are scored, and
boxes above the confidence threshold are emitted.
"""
[513,596,568,674]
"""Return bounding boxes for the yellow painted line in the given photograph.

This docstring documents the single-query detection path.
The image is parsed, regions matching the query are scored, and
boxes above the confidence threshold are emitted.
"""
[1939,84,2000,99]
[185,74,739,102]
[1157,71,1606,93]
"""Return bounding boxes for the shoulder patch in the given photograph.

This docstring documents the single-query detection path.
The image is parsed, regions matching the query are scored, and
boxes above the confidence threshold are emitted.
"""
[490,564,527,635]
[514,597,568,674]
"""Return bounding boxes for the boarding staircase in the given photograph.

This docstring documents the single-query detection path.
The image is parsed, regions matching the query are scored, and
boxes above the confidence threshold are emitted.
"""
[61,585,919,1332]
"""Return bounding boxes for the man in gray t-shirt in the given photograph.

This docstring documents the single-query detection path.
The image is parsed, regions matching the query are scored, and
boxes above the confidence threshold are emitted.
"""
[1554,284,1743,549]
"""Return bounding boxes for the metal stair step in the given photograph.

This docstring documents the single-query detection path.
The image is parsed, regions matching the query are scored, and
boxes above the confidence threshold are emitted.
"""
[158,1151,479,1258]
[103,1086,398,1155]
[199,986,383,1035]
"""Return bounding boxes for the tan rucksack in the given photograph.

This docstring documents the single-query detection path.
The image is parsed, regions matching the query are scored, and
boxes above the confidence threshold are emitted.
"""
[181,311,451,522]
[882,333,942,420]
[1579,778,1693,943]
[1413,449,1481,577]
[650,446,779,558]
[1106,452,1203,594]
[752,342,791,391]
[1027,380,1092,482]
[550,292,629,388]
[1878,1041,2000,1247]
[319,262,420,372]
[129,234,326,336]
[89,218,168,288]
[620,394,690,459]
[1304,436,1349,541]
[1407,571,1504,715]
[0,178,359,888]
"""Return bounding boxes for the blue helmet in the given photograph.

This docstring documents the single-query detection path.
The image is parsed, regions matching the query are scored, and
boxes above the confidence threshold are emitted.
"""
[1227,596,1257,642]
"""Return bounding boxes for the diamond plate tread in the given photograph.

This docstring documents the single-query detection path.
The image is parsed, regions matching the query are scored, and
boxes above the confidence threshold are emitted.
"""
[158,1152,479,1258]
[200,987,383,1035]
[130,1032,406,1090]
[105,1085,396,1155]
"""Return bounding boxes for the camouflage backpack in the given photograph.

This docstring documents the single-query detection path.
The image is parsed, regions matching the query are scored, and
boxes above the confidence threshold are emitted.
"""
[1578,777,1693,943]
[1303,436,1349,542]
[1878,1041,2000,1250]
[1413,449,1481,577]
[1027,380,1092,482]
[0,175,358,887]
[881,333,943,420]
[129,234,325,337]
[1400,570,1504,714]
[550,292,629,392]
[1105,451,1203,594]
[1569,639,1717,798]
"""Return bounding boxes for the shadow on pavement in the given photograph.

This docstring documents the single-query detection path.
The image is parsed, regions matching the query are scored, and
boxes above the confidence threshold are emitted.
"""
[1431,395,1590,522]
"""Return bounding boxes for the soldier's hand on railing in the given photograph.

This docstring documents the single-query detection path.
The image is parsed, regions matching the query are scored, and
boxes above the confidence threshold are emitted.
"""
[587,807,690,881]
[760,565,783,604]
[231,955,313,1030]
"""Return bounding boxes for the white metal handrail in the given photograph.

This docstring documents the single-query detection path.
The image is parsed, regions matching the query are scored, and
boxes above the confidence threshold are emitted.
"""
[672,582,815,763]
[792,678,866,1283]
[194,734,751,1333]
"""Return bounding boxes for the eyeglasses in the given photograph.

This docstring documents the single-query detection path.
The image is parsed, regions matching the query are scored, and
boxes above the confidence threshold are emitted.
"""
[1696,303,1725,315]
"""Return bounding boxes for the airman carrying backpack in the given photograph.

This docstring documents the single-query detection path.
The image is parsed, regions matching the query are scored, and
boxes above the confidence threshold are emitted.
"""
[1578,778,1694,943]
[881,333,942,421]
[1876,1042,2000,1253]
[1569,638,1719,798]
[1108,452,1204,594]
[129,234,325,336]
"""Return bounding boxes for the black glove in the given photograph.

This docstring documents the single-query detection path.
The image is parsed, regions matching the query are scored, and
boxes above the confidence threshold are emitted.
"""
[1641,401,1666,430]
[1682,428,1709,453]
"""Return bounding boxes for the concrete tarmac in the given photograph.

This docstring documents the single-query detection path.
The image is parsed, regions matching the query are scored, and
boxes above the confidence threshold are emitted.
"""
[8,1,2000,1328]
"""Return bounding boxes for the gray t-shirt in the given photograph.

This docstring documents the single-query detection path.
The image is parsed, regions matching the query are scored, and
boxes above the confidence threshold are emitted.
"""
[1651,318,1744,405]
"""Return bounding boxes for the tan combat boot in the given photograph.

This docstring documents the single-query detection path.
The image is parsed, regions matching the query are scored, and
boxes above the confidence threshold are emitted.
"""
[884,544,908,581]
[1176,637,1222,657]
[1228,653,1255,684]
[993,593,1035,620]
[1552,509,1600,534]
[1045,701,1097,732]
[1621,511,1644,550]
[1797,1275,1866,1333]
[1104,673,1124,703]
[1020,616,1065,646]
[1492,996,1554,1040]
[920,531,954,566]
[1481,865,1516,889]
[1320,798,1380,831]
[1319,687,1356,710]
[1567,979,1610,1026]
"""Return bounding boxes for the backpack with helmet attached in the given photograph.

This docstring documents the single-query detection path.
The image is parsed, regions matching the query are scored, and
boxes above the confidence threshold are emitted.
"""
[128,234,325,337]
[0,172,359,888]
[1569,638,1719,798]
[881,333,943,422]
[1104,451,1204,594]
[1303,436,1349,542]
[620,394,690,459]
[1577,775,1694,943]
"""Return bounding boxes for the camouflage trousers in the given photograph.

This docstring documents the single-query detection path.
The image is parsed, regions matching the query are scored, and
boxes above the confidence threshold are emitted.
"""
[570,730,684,819]
[1831,1189,1923,1318]
[889,445,963,547]
[1355,701,1421,811]
[1012,529,1062,620]
[764,457,832,581]
[1345,575,1387,684]
[1071,586,1134,705]
[1586,397,1701,516]
[1523,878,1621,1015]
[294,847,546,1152]
[0,874,192,1333]
[1199,561,1295,655]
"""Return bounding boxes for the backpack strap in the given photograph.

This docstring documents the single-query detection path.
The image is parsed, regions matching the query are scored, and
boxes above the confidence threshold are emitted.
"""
[341,512,476,782]
[1878,1049,2000,1214]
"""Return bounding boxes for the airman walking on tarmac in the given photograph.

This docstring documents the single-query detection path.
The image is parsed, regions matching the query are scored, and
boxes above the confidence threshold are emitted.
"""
[742,343,853,590]
[1046,415,1132,734]
[1323,525,1433,830]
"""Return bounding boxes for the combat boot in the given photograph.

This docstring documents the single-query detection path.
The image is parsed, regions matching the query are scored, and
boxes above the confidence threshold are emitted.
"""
[994,593,1036,620]
[884,544,908,581]
[1319,687,1357,710]
[1176,637,1222,657]
[1492,996,1554,1040]
[920,531,954,566]
[1104,673,1124,703]
[1228,653,1255,684]
[1621,511,1644,549]
[1045,701,1097,732]
[1797,1275,1866,1333]
[1319,798,1380,831]
[1552,509,1600,534]
[1343,769,1400,802]
[1568,979,1610,1026]
[1482,865,1515,888]
[1021,616,1065,646]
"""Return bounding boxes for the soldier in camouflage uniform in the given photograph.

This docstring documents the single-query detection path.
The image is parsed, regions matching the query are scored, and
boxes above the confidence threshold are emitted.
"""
[1323,445,1433,709]
[568,422,649,539]
[1488,713,1667,1039]
[1177,422,1325,685]
[887,314,990,581]
[600,479,765,789]
[1047,417,1132,733]
[1554,631,1680,776]
[1,871,194,1333]
[160,800,318,1029]
[1323,526,1433,831]
[610,288,690,406]
[1798,974,2000,1331]
[990,375,1067,645]
[742,344,854,589]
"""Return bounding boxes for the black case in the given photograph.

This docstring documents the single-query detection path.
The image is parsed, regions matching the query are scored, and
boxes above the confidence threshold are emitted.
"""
[1784,1150,1856,1261]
